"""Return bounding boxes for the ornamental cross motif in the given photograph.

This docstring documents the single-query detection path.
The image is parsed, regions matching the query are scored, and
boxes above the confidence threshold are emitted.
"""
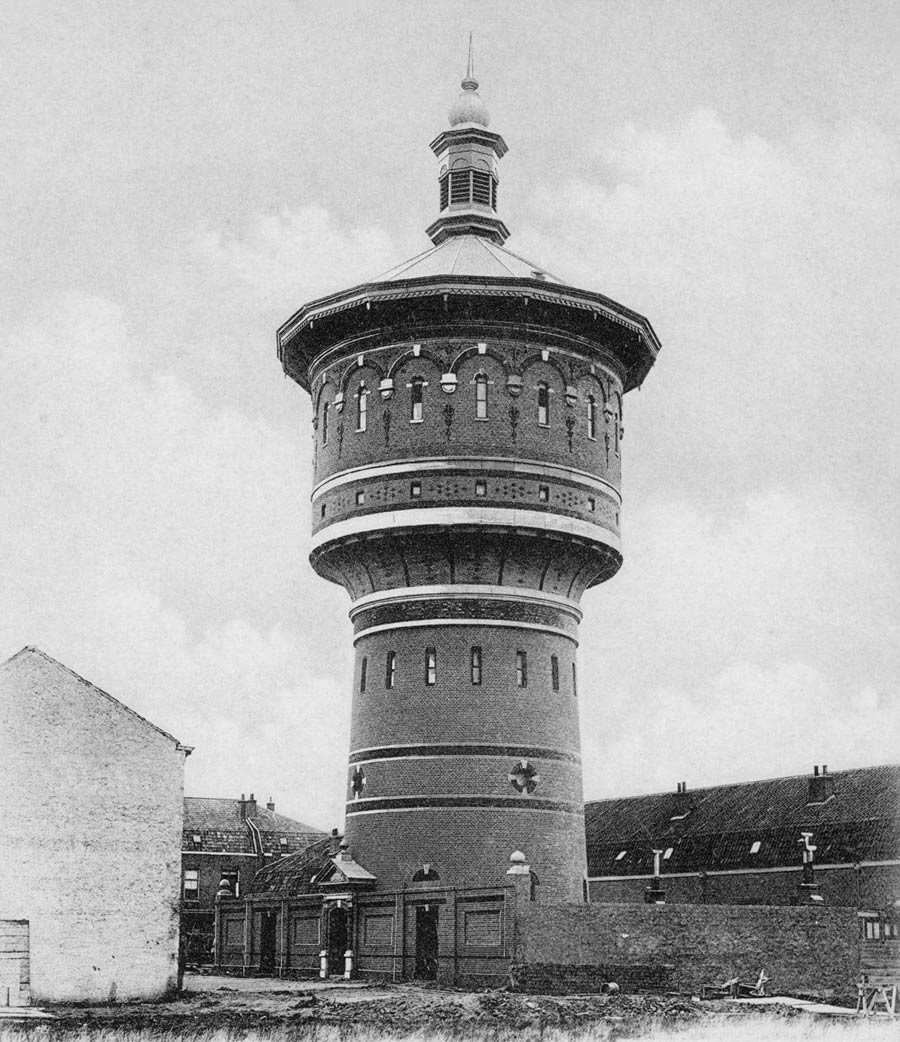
[508,759,540,795]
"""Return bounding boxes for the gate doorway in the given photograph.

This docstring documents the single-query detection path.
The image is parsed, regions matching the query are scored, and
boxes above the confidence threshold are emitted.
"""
[327,906,348,976]
[414,905,439,980]
[259,910,278,975]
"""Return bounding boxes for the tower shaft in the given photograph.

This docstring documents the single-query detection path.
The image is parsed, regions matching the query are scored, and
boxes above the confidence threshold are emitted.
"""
[277,58,659,906]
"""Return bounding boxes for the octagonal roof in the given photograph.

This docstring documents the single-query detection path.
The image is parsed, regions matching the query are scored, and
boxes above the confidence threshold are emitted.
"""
[373,234,560,283]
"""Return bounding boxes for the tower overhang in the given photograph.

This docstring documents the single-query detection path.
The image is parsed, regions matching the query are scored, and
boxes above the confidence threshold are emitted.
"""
[277,275,660,394]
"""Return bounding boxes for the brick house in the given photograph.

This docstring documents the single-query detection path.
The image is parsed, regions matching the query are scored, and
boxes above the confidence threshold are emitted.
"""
[0,647,191,1003]
[181,794,323,964]
[585,764,900,910]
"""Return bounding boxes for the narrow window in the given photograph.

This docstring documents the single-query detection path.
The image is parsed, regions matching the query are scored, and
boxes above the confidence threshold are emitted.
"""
[359,656,367,693]
[491,178,498,210]
[439,173,449,211]
[537,382,550,426]
[410,480,421,499]
[475,479,486,497]
[475,373,488,419]
[516,650,528,688]
[356,385,367,432]
[356,490,365,506]
[320,503,327,518]
[471,646,482,685]
[587,497,595,512]
[183,869,199,901]
[572,661,578,697]
[385,651,396,689]
[551,655,559,691]
[322,402,329,445]
[538,485,549,502]
[586,395,596,439]
[410,378,424,422]
[425,648,436,686]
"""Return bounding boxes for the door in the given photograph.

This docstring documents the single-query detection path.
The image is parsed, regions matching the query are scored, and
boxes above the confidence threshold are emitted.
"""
[259,910,278,975]
[414,905,439,980]
[327,907,348,976]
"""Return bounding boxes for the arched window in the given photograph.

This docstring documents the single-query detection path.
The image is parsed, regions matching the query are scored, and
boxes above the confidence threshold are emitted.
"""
[470,646,482,685]
[475,373,488,419]
[356,384,368,432]
[516,650,528,688]
[385,651,396,690]
[410,377,424,422]
[586,395,596,440]
[537,383,550,426]
[322,401,329,445]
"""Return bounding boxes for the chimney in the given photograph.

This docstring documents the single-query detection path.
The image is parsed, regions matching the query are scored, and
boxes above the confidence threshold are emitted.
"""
[239,792,258,819]
[672,781,692,815]
[807,765,835,804]
[329,827,341,855]
[266,797,275,812]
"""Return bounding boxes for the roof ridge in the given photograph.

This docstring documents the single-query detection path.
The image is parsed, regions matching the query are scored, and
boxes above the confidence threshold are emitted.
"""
[584,763,900,805]
[2,646,191,752]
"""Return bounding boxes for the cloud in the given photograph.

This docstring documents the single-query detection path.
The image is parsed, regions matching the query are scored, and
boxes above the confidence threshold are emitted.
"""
[195,205,398,309]
[583,658,898,800]
[518,110,900,501]
[0,290,350,826]
[577,488,900,798]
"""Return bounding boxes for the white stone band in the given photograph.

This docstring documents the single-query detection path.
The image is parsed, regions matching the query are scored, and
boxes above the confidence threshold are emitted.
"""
[353,618,578,645]
[311,506,621,554]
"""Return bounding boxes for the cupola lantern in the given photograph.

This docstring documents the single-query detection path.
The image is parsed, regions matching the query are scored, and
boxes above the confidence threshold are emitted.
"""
[426,35,510,246]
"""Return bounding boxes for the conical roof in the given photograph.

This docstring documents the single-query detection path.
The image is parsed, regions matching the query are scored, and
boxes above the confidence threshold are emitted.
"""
[373,234,559,284]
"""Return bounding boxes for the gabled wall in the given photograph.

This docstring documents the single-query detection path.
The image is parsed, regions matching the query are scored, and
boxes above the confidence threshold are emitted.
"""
[0,650,187,1002]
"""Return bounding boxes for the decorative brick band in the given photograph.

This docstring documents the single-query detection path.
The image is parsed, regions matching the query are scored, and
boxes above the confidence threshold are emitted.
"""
[345,794,584,816]
[352,597,577,637]
[313,455,622,503]
[348,744,581,765]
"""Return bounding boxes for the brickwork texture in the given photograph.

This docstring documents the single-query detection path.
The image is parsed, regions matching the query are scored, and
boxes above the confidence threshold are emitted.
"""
[515,901,860,999]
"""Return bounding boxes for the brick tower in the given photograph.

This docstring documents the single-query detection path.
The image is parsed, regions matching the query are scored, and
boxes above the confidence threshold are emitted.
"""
[277,55,660,905]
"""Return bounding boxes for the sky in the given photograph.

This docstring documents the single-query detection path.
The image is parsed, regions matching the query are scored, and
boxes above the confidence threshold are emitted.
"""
[2,1,898,830]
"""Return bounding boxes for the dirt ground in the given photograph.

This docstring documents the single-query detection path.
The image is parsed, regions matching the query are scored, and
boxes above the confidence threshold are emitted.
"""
[37,973,848,1035]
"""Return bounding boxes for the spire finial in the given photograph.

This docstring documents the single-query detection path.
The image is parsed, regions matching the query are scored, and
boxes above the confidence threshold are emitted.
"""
[462,32,478,91]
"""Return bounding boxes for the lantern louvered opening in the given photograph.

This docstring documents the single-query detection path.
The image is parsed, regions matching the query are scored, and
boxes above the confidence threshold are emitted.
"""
[439,170,497,212]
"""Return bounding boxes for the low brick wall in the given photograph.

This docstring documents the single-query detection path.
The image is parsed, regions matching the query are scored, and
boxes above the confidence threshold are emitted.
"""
[514,902,860,999]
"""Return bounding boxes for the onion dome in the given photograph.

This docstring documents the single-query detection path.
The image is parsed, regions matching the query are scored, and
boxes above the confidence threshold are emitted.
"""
[448,34,489,127]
